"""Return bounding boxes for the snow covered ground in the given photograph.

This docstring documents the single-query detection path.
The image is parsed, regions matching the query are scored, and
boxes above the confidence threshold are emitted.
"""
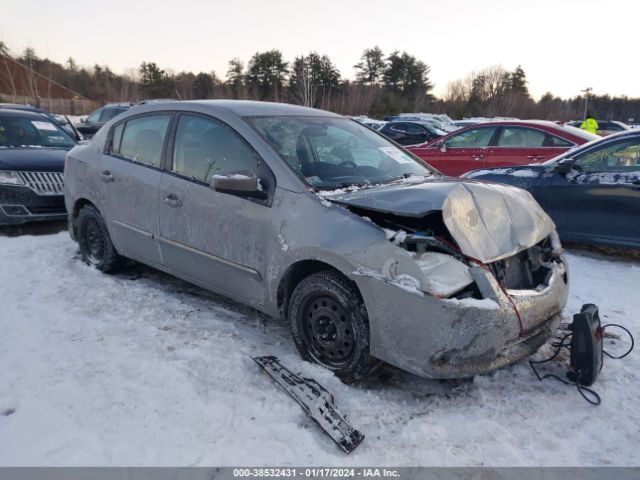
[0,227,639,466]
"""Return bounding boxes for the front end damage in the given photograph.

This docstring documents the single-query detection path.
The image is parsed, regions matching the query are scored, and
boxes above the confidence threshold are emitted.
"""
[331,181,569,378]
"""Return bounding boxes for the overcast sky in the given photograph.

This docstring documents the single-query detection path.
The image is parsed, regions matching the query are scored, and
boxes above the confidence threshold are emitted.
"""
[2,0,637,99]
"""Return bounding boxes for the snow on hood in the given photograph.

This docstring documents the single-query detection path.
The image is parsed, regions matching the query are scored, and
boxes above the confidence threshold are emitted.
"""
[327,179,555,263]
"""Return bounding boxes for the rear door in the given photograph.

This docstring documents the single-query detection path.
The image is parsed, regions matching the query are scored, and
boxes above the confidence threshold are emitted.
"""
[534,135,640,247]
[157,113,275,305]
[487,126,560,168]
[99,112,173,265]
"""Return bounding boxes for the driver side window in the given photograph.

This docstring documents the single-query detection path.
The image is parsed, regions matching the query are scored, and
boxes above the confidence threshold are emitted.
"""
[171,114,257,183]
[444,127,497,148]
[574,138,640,172]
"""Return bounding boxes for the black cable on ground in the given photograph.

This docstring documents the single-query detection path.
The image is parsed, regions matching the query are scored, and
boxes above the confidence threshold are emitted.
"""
[529,324,634,406]
[602,323,634,359]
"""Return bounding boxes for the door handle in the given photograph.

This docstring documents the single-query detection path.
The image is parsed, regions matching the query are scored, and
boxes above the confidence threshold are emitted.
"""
[472,154,485,161]
[165,193,182,208]
[100,170,114,183]
[527,155,547,161]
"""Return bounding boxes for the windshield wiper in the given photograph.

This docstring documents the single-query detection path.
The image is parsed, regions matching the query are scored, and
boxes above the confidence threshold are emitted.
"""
[314,180,372,192]
[381,173,432,186]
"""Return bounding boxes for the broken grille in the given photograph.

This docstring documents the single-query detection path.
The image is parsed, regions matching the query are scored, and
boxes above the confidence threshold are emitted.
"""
[17,171,65,196]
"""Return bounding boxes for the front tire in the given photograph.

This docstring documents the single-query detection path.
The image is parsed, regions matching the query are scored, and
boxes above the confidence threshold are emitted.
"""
[77,205,123,272]
[288,270,381,382]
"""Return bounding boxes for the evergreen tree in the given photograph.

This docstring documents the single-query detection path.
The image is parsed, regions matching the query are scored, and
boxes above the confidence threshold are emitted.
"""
[139,62,174,98]
[246,50,288,101]
[226,58,245,99]
[354,47,386,85]
[510,65,528,95]
[289,53,340,108]
[192,72,215,98]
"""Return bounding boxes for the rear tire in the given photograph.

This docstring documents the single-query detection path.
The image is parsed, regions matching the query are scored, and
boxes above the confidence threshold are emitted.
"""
[288,270,381,383]
[77,205,124,273]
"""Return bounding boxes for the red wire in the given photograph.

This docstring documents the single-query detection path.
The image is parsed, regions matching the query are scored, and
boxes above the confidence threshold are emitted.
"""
[437,237,525,337]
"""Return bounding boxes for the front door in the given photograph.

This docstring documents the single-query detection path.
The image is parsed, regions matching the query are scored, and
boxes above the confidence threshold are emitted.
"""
[99,112,172,265]
[427,126,498,176]
[534,135,640,247]
[157,113,275,306]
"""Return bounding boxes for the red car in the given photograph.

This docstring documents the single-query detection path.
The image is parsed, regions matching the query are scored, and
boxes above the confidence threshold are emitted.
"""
[407,121,599,176]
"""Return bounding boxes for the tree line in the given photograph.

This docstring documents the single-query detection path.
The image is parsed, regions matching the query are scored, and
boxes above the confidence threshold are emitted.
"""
[3,42,640,122]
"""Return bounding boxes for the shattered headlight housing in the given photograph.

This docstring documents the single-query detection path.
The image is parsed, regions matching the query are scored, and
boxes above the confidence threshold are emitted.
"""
[415,251,474,297]
[0,171,24,186]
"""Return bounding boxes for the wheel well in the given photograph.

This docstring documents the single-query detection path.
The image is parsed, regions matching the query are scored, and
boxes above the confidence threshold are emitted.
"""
[277,260,361,319]
[70,198,96,239]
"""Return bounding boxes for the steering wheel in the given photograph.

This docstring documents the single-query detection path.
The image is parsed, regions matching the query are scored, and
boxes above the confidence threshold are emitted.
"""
[334,160,358,174]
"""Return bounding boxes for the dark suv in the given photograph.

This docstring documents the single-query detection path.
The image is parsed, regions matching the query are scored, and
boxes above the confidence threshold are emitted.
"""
[76,104,131,138]
[379,121,443,146]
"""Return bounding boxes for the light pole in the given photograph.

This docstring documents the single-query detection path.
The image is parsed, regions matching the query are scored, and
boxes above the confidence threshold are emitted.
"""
[581,87,592,119]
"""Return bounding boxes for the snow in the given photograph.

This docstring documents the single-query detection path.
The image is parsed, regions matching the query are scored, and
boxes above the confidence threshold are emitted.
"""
[466,168,540,179]
[442,297,500,310]
[1,230,639,466]
[277,233,289,252]
[566,170,640,185]
[352,267,423,296]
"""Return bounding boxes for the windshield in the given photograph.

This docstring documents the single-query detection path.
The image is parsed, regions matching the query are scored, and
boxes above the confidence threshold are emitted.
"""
[246,116,433,189]
[0,114,76,148]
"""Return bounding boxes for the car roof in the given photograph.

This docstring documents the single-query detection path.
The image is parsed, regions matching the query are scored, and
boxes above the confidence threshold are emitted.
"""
[473,120,565,128]
[133,99,340,118]
[103,103,132,109]
[0,103,45,112]
[0,108,53,119]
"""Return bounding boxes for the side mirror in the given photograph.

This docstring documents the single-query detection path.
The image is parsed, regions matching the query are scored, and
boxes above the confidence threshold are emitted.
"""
[552,160,574,174]
[210,173,266,198]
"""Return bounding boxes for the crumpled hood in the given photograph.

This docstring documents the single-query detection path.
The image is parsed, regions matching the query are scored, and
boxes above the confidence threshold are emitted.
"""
[327,178,555,263]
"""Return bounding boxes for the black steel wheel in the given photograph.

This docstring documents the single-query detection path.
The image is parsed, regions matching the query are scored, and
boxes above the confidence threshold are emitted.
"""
[77,205,124,272]
[82,216,106,265]
[301,294,356,367]
[288,270,381,382]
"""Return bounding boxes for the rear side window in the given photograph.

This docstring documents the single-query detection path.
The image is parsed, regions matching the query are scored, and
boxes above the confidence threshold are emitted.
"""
[118,114,171,167]
[497,127,546,147]
[110,123,124,154]
[547,134,573,147]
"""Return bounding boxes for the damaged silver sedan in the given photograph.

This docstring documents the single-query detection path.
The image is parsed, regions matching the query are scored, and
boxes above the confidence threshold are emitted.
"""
[64,100,568,381]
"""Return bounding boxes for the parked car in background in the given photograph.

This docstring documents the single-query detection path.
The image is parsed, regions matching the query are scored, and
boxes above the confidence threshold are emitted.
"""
[379,120,444,145]
[0,109,76,225]
[464,130,640,250]
[407,121,599,176]
[64,100,568,381]
[566,119,630,136]
[386,114,458,133]
[75,103,131,138]
[351,116,387,130]
[0,103,82,141]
